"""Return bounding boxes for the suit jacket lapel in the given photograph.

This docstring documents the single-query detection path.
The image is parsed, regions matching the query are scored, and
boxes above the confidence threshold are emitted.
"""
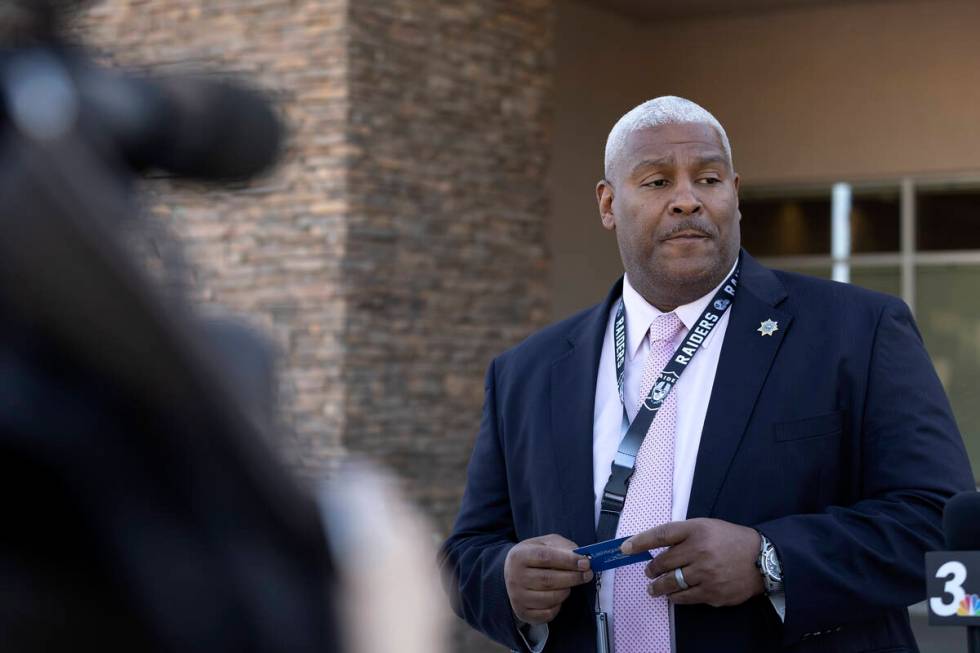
[687,252,792,519]
[549,279,622,547]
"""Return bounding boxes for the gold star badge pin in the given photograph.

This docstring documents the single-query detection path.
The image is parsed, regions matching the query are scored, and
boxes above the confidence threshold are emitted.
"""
[757,319,778,336]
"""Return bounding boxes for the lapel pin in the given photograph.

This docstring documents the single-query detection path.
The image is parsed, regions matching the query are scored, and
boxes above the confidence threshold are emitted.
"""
[757,319,779,336]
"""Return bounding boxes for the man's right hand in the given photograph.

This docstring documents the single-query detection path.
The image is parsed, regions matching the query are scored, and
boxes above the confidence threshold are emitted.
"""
[504,534,593,625]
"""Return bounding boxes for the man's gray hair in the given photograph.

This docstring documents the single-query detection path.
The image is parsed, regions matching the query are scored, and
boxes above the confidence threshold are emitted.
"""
[603,96,733,179]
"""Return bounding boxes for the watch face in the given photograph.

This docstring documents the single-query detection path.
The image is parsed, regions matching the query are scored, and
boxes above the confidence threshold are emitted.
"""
[763,548,782,582]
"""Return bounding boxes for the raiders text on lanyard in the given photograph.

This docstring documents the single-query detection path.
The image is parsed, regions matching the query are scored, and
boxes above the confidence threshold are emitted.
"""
[598,262,740,542]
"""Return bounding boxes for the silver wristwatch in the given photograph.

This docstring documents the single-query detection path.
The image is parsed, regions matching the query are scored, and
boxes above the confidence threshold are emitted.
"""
[756,532,784,594]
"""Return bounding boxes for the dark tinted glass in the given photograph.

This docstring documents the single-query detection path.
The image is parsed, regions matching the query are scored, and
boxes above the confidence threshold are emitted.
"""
[851,191,900,253]
[741,188,899,257]
[740,195,831,256]
[917,186,980,251]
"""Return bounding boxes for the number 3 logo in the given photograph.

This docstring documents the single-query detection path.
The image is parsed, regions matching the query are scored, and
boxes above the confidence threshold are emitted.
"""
[931,560,967,617]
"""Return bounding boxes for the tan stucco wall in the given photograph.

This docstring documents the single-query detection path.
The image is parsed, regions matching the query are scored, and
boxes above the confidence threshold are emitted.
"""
[550,0,980,317]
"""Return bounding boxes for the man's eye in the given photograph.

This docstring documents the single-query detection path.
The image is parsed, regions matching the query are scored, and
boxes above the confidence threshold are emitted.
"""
[699,177,721,184]
[644,179,668,188]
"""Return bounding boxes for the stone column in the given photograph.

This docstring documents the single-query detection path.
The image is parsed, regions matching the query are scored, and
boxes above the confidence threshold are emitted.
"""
[343,3,554,649]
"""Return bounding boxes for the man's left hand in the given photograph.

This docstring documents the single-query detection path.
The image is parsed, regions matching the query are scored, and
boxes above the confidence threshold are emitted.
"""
[620,518,765,607]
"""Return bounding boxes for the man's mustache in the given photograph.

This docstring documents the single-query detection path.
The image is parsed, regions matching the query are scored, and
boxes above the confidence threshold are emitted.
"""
[660,220,718,240]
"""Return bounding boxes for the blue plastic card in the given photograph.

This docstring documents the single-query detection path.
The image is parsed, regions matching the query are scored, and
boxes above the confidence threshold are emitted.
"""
[574,536,652,572]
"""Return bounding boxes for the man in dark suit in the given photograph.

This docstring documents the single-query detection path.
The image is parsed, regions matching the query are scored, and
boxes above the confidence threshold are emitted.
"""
[439,96,975,652]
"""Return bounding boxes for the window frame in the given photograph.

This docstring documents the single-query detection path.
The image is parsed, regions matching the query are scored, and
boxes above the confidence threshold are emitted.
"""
[747,175,980,315]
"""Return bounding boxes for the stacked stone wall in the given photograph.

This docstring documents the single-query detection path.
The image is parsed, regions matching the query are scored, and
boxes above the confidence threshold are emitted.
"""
[344,0,553,536]
[343,3,554,649]
[78,0,352,475]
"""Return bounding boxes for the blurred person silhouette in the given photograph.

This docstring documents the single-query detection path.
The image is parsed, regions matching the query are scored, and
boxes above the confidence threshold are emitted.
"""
[0,2,338,651]
[0,3,447,652]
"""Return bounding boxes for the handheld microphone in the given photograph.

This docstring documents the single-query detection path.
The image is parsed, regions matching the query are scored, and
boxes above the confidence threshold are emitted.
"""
[945,491,980,653]
[927,490,980,652]
[945,491,980,551]
[75,65,284,181]
[1,47,283,181]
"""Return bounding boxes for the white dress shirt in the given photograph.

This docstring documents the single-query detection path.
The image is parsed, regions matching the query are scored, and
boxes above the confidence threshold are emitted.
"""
[523,263,782,653]
[592,269,732,648]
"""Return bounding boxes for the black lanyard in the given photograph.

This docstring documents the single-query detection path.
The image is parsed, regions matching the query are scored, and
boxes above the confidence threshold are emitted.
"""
[595,263,740,542]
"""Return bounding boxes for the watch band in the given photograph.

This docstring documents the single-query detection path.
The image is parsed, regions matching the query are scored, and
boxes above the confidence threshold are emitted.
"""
[756,532,784,594]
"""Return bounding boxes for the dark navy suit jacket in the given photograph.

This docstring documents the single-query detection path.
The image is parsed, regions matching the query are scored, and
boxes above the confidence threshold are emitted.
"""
[440,252,975,653]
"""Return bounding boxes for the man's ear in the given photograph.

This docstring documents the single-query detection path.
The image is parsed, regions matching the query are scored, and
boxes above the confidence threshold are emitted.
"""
[733,173,741,222]
[596,179,615,231]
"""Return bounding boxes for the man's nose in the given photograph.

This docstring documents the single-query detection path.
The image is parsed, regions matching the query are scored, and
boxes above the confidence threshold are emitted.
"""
[669,180,701,215]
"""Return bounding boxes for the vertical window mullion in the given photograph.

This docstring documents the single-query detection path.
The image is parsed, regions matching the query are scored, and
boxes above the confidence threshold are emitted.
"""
[900,177,916,314]
[832,183,852,283]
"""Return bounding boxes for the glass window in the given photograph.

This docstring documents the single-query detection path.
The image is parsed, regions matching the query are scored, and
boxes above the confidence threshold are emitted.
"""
[916,265,980,479]
[851,189,900,254]
[850,266,901,297]
[917,184,980,251]
[740,193,831,257]
[741,187,900,257]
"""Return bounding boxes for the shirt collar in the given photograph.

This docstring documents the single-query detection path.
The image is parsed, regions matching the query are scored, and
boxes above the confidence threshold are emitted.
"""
[621,258,737,360]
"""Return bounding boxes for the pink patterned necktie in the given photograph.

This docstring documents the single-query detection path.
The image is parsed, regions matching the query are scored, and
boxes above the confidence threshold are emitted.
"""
[613,312,684,653]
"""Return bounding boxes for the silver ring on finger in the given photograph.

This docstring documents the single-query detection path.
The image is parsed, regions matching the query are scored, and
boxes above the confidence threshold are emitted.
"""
[673,567,689,591]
